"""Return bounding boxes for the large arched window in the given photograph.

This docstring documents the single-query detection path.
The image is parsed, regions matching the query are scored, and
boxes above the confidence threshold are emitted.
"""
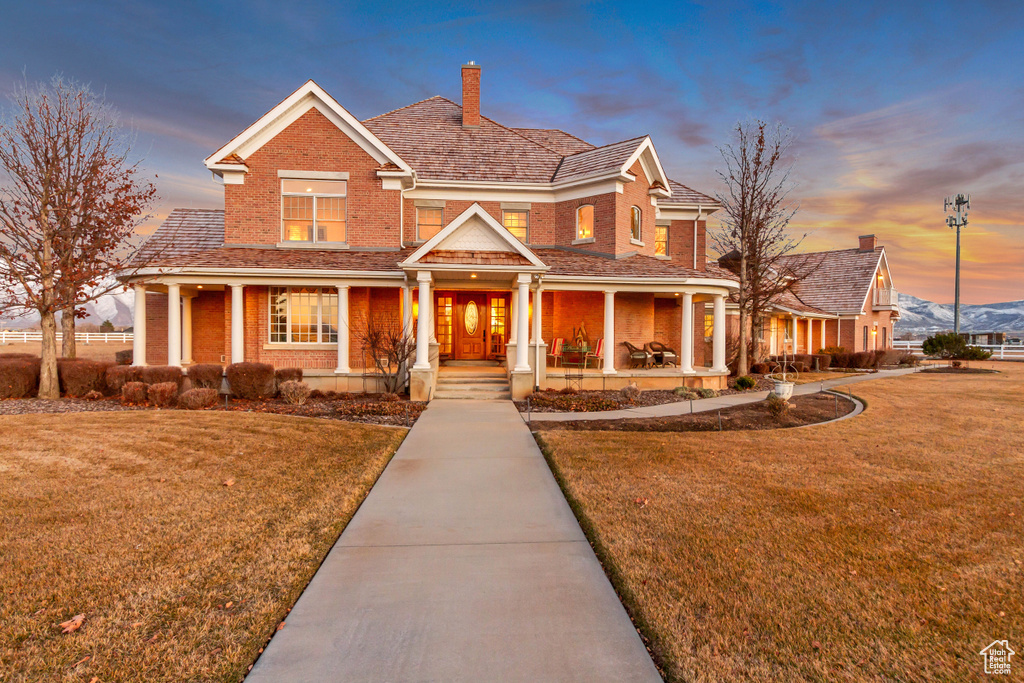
[576,205,594,241]
[630,206,641,241]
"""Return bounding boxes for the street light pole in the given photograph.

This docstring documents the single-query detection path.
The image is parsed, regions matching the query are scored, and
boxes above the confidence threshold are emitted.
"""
[944,193,970,336]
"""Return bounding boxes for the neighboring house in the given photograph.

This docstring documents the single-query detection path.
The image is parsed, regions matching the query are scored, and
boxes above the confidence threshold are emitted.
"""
[722,234,901,360]
[129,64,738,399]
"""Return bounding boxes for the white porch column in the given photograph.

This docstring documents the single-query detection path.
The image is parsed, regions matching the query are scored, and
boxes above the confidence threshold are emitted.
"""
[335,285,350,373]
[806,318,814,355]
[603,290,616,374]
[181,294,194,364]
[167,283,181,367]
[680,292,694,374]
[515,274,531,372]
[402,284,413,339]
[509,288,519,344]
[790,316,798,355]
[414,271,432,369]
[230,284,245,364]
[712,293,727,372]
[132,284,147,366]
[531,286,544,346]
[821,318,827,350]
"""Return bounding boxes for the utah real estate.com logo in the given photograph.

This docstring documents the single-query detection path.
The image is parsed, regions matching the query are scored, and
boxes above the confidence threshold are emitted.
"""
[980,640,1014,675]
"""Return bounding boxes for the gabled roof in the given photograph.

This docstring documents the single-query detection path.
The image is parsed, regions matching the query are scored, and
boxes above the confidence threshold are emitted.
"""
[664,179,716,205]
[511,128,595,156]
[402,203,547,269]
[362,97,563,183]
[780,247,886,314]
[205,80,411,174]
[136,208,225,261]
[552,136,652,183]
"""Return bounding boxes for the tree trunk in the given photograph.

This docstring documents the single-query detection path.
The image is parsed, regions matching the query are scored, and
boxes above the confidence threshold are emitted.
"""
[737,251,749,376]
[61,306,77,358]
[39,310,60,398]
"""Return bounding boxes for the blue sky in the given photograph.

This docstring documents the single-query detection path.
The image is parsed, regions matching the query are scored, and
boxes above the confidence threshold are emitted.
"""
[2,0,1022,302]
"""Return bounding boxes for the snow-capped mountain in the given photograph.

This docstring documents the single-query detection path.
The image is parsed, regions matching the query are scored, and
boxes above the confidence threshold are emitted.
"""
[896,293,1024,333]
[1,288,135,329]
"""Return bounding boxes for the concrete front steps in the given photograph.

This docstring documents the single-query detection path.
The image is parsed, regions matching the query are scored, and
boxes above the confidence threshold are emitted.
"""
[435,362,511,400]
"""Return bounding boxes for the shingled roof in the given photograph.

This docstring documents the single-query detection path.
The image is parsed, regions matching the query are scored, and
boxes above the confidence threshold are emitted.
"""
[511,128,595,156]
[781,247,885,314]
[136,208,226,261]
[551,137,647,183]
[664,179,716,204]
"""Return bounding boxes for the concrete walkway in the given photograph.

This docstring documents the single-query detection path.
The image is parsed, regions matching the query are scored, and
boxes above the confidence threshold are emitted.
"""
[527,367,920,422]
[247,400,662,682]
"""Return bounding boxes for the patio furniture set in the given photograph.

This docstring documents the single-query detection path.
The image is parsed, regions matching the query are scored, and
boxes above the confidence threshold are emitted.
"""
[547,338,679,370]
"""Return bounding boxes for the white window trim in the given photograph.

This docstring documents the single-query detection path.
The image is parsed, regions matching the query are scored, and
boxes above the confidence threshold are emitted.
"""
[280,179,348,245]
[269,286,339,345]
[416,206,445,242]
[576,204,595,241]
[630,206,642,242]
[502,208,530,244]
[654,224,669,258]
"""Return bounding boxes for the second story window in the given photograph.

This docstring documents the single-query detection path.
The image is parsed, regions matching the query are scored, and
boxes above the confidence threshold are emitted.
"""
[576,205,594,241]
[502,210,529,243]
[655,225,668,256]
[630,206,642,241]
[281,179,347,243]
[417,207,444,241]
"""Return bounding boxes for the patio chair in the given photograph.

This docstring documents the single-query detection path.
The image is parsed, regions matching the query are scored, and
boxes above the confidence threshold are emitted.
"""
[547,337,565,367]
[648,340,678,367]
[584,337,604,369]
[623,340,652,369]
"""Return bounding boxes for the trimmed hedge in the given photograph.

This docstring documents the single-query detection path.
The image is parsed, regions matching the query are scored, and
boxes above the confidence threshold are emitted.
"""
[121,381,147,404]
[812,353,832,370]
[115,349,133,365]
[141,365,184,387]
[750,362,770,375]
[179,387,219,410]
[187,364,224,390]
[105,365,142,394]
[147,382,178,407]
[0,356,41,399]
[58,359,113,397]
[226,362,276,400]
[274,367,303,385]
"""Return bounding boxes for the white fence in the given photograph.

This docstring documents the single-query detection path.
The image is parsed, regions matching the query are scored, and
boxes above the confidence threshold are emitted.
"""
[893,340,1024,360]
[0,330,133,345]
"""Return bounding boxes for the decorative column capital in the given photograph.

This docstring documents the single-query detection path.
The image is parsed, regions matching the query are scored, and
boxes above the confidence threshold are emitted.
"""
[516,273,532,286]
[416,270,432,284]
[335,283,351,291]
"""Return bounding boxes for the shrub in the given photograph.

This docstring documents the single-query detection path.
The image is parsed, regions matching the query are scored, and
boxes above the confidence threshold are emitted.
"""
[105,365,141,394]
[696,388,717,399]
[147,382,178,407]
[951,360,963,369]
[179,387,219,410]
[897,352,922,366]
[620,383,641,404]
[735,375,756,390]
[335,401,409,417]
[960,346,993,361]
[187,363,224,390]
[793,354,813,368]
[279,380,312,405]
[274,367,303,386]
[831,352,852,369]
[115,349,133,365]
[765,393,790,419]
[82,390,103,401]
[526,392,620,412]
[922,333,965,358]
[559,387,579,395]
[820,346,847,355]
[811,353,832,371]
[673,386,695,398]
[226,362,276,400]
[141,365,184,387]
[846,352,873,369]
[750,362,770,375]
[794,362,810,373]
[0,352,39,359]
[58,359,112,397]
[0,357,40,398]
[121,381,147,405]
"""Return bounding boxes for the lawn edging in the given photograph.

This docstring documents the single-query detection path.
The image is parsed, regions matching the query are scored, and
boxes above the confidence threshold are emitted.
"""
[534,432,670,679]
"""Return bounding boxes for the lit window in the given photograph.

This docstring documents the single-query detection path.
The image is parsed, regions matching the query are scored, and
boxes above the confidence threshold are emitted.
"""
[417,207,444,241]
[630,206,641,241]
[281,179,347,243]
[502,210,529,243]
[654,225,668,256]
[704,312,714,339]
[269,287,339,344]
[576,205,594,240]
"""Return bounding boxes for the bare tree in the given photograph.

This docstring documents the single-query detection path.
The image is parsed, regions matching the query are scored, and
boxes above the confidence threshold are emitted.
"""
[711,119,816,375]
[361,313,416,394]
[0,76,156,397]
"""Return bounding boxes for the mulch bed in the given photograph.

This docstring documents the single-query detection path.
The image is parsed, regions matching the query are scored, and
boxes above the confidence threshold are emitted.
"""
[920,367,999,374]
[0,394,426,426]
[533,392,856,432]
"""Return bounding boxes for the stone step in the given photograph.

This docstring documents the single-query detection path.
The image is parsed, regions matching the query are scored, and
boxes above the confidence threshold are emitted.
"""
[437,376,509,385]
[436,382,512,392]
[433,389,513,400]
[442,360,502,367]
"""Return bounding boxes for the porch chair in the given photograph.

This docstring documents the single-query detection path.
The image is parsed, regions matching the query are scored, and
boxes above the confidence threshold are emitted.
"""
[648,340,678,367]
[584,337,604,369]
[547,337,565,367]
[623,341,653,369]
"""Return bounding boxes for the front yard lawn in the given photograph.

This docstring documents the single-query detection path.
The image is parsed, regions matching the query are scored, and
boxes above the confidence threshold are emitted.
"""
[0,411,405,682]
[540,361,1023,682]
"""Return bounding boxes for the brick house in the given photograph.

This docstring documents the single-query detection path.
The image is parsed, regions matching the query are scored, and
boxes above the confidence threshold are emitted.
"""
[129,64,740,399]
[721,234,901,360]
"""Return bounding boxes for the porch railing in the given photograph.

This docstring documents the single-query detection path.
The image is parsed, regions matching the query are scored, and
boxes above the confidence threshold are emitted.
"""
[874,287,899,307]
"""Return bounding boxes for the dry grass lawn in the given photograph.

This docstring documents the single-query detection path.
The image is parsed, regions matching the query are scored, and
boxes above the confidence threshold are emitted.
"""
[788,371,860,384]
[0,339,132,362]
[0,411,405,682]
[540,361,1023,682]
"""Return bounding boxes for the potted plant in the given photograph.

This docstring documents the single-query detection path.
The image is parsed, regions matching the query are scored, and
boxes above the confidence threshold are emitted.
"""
[771,350,795,400]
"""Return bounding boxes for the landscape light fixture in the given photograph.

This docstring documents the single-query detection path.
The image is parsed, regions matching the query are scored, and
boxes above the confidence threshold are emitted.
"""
[944,193,971,335]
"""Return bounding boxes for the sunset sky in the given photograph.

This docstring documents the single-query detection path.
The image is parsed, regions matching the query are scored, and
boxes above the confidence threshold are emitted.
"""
[2,1,1021,303]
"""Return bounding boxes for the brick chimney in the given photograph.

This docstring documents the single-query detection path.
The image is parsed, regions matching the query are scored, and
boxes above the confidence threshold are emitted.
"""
[462,62,481,128]
[858,234,877,252]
